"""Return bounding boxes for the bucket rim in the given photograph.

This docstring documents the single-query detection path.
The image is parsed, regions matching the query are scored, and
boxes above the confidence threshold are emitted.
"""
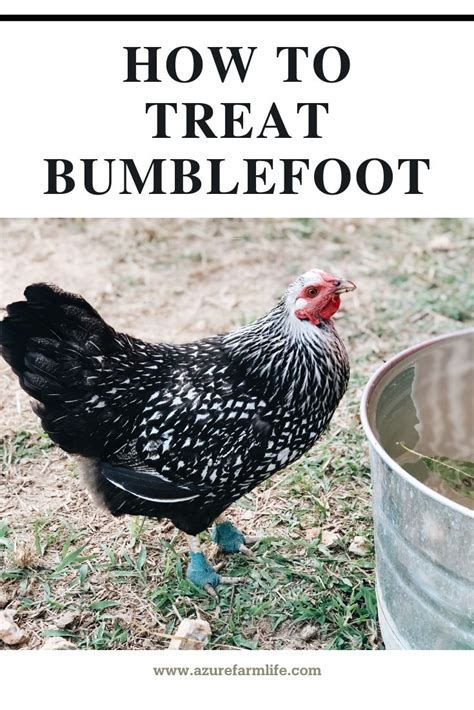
[360,327,474,519]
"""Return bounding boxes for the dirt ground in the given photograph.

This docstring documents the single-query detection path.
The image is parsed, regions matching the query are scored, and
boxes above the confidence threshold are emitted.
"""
[0,218,472,650]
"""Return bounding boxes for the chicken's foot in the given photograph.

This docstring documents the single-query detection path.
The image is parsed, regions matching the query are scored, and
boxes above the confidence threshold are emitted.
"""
[211,516,261,557]
[185,534,246,595]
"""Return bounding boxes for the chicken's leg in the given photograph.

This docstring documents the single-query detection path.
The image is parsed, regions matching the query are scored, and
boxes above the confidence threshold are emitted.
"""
[210,515,260,557]
[185,534,245,597]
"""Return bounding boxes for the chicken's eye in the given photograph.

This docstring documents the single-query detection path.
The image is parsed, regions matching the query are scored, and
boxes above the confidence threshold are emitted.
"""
[307,287,318,298]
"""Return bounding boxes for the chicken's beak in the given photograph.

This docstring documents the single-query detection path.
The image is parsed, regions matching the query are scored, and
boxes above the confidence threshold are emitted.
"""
[333,279,356,295]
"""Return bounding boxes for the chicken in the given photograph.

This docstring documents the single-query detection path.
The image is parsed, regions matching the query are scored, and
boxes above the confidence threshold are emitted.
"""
[0,270,355,594]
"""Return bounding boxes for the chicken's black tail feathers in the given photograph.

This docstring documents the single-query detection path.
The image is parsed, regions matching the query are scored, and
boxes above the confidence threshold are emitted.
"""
[1,283,111,374]
[0,283,125,456]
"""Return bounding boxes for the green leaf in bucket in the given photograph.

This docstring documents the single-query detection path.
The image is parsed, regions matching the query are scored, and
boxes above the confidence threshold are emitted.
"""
[399,442,474,499]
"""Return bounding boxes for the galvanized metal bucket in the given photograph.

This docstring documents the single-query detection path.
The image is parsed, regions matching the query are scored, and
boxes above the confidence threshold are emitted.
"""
[361,329,474,650]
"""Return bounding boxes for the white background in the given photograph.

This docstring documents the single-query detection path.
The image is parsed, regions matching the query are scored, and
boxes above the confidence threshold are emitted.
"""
[0,18,473,216]
[1,1,473,16]
[1,649,472,710]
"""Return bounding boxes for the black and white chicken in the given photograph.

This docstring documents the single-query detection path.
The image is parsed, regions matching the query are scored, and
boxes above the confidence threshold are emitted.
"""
[0,270,355,593]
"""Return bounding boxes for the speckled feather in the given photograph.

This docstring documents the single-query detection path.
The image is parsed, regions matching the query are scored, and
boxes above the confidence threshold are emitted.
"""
[0,279,350,535]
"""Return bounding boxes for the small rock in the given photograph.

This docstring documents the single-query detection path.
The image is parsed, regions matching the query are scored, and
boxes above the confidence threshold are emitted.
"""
[428,235,453,251]
[0,609,27,646]
[349,536,371,556]
[305,527,322,541]
[240,510,254,521]
[300,624,319,643]
[41,637,77,650]
[321,530,339,548]
[54,611,79,629]
[168,618,211,650]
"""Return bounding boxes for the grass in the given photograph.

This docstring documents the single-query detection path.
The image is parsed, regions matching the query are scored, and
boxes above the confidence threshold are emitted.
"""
[1,430,53,467]
[0,396,386,650]
[0,217,473,650]
[0,376,377,651]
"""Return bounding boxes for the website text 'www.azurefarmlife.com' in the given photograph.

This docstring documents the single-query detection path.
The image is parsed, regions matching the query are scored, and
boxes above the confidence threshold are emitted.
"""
[153,664,322,677]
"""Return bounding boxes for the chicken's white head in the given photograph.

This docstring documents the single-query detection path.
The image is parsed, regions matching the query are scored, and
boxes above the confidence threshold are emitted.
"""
[287,269,356,326]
